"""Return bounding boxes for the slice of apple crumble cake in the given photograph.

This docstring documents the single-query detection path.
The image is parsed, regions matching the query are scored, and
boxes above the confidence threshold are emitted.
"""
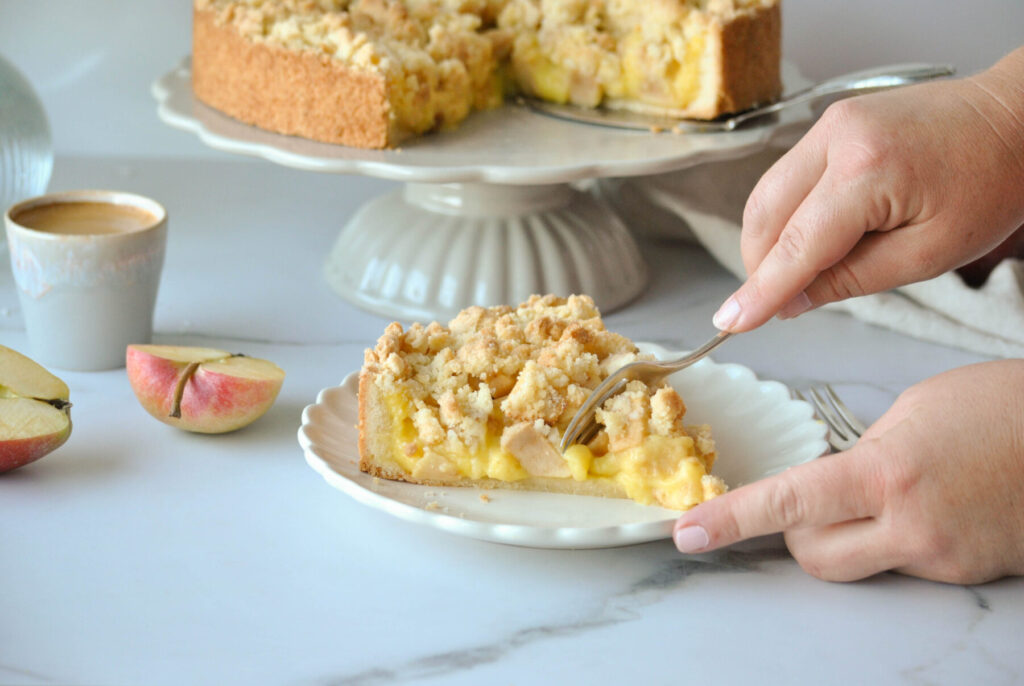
[358,294,725,510]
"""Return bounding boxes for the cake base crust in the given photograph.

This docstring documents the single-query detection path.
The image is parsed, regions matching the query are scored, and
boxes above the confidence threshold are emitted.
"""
[715,2,782,116]
[192,7,395,149]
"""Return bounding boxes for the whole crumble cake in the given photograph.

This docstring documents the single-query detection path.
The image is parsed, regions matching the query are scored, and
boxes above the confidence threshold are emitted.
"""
[192,0,781,148]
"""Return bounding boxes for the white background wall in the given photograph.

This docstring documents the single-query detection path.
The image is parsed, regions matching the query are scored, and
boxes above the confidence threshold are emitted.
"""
[1,0,1022,158]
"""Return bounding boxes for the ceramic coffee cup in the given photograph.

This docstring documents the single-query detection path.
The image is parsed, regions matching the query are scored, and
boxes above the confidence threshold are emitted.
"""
[4,190,167,371]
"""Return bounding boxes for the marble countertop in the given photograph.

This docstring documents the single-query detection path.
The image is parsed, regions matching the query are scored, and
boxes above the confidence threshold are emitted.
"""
[3,156,1021,686]
[2,2,1023,684]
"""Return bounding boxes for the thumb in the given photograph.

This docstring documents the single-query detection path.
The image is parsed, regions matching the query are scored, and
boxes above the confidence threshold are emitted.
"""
[672,450,881,552]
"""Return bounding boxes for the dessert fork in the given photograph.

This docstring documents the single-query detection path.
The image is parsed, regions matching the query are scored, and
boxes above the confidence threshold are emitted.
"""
[793,385,867,452]
[559,331,732,452]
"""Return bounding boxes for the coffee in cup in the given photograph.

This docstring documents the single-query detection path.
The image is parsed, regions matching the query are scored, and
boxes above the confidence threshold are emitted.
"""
[4,190,168,371]
[12,200,160,236]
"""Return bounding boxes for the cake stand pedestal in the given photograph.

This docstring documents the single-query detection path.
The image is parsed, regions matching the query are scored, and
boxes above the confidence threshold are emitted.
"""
[153,59,811,321]
[325,182,646,321]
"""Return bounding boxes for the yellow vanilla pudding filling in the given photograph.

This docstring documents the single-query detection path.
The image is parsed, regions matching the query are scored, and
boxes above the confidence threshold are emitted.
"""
[498,0,779,118]
[358,295,726,510]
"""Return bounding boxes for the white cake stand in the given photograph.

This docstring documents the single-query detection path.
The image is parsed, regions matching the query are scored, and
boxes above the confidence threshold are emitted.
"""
[152,58,811,321]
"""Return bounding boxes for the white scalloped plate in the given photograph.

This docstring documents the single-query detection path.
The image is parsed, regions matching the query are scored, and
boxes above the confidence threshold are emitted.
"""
[298,343,828,548]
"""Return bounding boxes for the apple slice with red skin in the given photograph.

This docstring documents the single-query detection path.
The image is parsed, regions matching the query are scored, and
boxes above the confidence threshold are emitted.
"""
[0,345,72,473]
[126,345,285,434]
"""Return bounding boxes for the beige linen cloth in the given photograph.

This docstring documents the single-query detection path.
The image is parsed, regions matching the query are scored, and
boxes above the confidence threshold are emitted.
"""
[631,144,1024,358]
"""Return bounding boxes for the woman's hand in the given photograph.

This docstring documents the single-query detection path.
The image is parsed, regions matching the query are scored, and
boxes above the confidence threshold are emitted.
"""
[672,360,1024,584]
[713,47,1024,332]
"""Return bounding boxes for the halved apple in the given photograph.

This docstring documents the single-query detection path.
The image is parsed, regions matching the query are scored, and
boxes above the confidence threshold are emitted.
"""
[0,345,72,473]
[125,344,285,434]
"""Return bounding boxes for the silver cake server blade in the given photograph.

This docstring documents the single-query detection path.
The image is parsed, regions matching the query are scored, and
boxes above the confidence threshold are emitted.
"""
[527,62,955,133]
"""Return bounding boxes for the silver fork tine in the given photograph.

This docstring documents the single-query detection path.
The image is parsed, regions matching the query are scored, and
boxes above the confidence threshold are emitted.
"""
[822,384,868,436]
[807,387,855,445]
[795,388,845,451]
[810,387,862,442]
[575,421,603,448]
[561,377,627,450]
[792,389,822,431]
[796,386,864,452]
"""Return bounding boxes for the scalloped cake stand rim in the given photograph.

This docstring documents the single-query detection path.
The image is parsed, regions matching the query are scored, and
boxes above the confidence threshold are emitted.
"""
[152,58,812,185]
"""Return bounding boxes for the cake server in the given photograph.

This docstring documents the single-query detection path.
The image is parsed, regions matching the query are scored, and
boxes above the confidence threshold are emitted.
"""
[528,62,955,133]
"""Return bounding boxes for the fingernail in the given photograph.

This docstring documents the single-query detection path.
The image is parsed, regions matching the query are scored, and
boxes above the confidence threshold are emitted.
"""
[777,291,812,320]
[712,298,741,330]
[673,525,710,553]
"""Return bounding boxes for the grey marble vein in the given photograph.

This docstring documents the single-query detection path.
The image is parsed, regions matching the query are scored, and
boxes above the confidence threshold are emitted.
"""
[900,585,1016,686]
[967,586,992,612]
[0,662,55,685]
[315,548,790,686]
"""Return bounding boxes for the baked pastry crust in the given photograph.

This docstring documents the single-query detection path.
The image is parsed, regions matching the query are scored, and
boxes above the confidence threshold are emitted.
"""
[715,2,782,118]
[193,5,393,148]
[192,0,781,149]
[358,294,726,510]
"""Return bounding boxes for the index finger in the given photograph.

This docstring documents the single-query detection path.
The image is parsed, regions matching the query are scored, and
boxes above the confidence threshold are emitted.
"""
[714,167,878,332]
[740,128,829,276]
[672,449,883,552]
